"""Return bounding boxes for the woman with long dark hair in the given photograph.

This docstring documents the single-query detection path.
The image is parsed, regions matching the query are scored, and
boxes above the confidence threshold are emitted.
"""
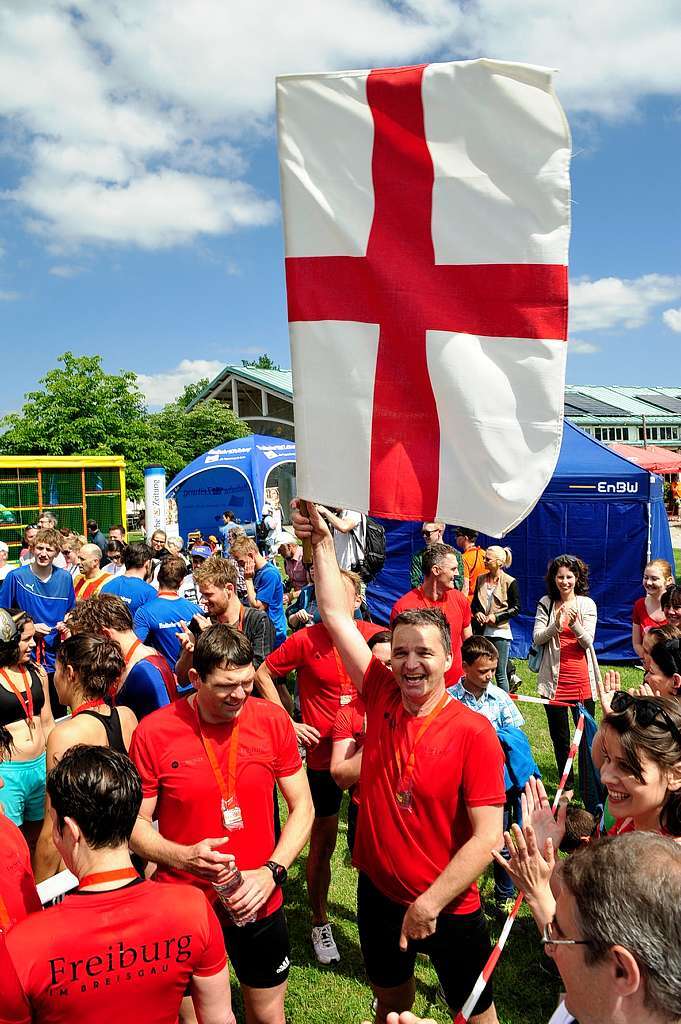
[532,555,599,811]
[0,608,54,848]
[33,632,137,882]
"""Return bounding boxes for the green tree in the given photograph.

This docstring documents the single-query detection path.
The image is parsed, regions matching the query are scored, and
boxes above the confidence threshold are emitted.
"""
[175,378,210,409]
[148,397,251,480]
[241,353,282,371]
[0,352,153,495]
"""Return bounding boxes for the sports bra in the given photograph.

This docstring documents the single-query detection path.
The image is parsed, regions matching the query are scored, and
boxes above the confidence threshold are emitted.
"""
[0,663,45,728]
[75,707,127,754]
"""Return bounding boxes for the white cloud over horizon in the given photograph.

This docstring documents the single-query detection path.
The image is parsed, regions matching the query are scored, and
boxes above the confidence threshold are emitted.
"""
[568,338,600,355]
[569,274,681,332]
[1,1,680,253]
[136,358,224,408]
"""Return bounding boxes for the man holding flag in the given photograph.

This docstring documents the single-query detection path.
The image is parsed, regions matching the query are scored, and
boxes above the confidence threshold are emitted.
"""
[292,502,505,1024]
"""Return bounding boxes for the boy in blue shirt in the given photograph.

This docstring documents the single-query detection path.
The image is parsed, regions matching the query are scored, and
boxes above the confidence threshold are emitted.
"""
[0,527,75,676]
[231,536,287,648]
[101,541,156,615]
[133,556,202,671]
[448,634,524,914]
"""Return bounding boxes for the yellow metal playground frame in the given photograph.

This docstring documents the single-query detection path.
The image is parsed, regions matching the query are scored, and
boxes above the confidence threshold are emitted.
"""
[0,456,126,550]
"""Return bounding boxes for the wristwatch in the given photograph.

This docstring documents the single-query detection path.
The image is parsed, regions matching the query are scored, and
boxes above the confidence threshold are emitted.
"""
[265,860,288,886]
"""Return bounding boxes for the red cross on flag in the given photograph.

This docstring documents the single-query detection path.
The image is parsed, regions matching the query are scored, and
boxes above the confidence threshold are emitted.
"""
[277,59,571,536]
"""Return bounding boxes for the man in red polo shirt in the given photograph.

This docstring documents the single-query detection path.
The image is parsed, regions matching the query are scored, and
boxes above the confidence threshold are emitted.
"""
[293,503,505,1024]
[4,744,235,1024]
[391,543,472,685]
[130,625,314,1024]
[255,569,383,966]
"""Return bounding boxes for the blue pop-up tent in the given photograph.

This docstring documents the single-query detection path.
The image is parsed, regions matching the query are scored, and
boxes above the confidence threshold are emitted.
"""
[368,422,674,662]
[167,435,296,540]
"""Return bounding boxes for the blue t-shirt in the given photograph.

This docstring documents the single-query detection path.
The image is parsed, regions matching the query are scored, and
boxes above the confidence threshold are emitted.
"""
[0,565,75,672]
[133,595,203,669]
[219,521,238,555]
[116,658,172,720]
[101,575,157,616]
[254,562,287,647]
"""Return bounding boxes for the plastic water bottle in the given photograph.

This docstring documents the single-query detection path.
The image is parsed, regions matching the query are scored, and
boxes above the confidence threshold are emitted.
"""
[213,868,257,927]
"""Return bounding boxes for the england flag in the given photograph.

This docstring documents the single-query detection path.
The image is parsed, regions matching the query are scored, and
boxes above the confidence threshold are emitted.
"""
[277,59,571,536]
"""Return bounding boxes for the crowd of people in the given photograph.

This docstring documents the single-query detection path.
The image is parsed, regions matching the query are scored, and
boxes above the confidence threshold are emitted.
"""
[0,505,680,1024]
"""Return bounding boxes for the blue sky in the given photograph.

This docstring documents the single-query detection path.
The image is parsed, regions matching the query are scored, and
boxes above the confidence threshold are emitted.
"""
[1,1,680,415]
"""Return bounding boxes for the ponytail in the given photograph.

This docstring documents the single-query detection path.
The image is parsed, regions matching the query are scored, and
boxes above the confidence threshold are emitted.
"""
[56,633,125,699]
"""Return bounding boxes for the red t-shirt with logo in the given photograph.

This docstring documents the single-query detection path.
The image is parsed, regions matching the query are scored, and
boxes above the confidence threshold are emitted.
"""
[3,879,226,1024]
[353,657,506,915]
[265,621,383,770]
[332,695,366,806]
[391,587,472,685]
[130,695,301,919]
[0,814,41,933]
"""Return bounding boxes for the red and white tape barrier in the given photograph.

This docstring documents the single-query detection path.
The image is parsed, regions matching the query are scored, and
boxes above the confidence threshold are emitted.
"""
[509,693,578,709]
[453,714,585,1023]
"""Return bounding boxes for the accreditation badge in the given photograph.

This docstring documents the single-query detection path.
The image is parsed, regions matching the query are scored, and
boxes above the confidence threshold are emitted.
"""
[221,796,244,830]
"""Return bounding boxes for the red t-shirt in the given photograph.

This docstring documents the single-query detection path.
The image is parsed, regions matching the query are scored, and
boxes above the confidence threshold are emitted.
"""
[353,657,506,915]
[3,880,226,1024]
[632,597,667,634]
[556,626,591,701]
[265,620,383,770]
[332,696,366,806]
[391,587,472,685]
[130,695,301,919]
[0,814,41,933]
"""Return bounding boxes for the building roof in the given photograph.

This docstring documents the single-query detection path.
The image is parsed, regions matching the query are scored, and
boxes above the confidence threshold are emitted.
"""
[186,364,293,410]
[565,385,681,419]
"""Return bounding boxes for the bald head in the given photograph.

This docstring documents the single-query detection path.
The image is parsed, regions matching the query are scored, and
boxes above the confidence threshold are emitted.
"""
[78,543,102,577]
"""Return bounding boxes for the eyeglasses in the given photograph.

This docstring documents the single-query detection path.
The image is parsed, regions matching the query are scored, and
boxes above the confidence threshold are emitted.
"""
[422,529,439,538]
[108,553,122,561]
[541,919,593,950]
[610,690,681,745]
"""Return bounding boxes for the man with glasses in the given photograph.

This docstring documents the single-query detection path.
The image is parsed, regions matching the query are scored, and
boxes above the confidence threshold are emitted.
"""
[178,542,213,607]
[381,831,681,1024]
[410,522,465,591]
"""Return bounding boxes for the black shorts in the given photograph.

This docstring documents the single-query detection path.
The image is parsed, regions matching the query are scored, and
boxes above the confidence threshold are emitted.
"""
[221,906,290,989]
[307,767,343,818]
[357,872,494,1015]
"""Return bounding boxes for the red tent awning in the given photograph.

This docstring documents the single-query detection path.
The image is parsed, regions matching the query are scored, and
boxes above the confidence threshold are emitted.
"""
[609,443,681,474]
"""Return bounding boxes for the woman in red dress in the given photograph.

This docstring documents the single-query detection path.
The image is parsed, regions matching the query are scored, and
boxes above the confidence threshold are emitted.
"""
[533,555,599,811]
[631,558,674,662]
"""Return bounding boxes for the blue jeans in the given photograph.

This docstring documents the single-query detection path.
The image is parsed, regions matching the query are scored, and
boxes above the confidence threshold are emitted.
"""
[487,637,511,693]
[493,795,522,901]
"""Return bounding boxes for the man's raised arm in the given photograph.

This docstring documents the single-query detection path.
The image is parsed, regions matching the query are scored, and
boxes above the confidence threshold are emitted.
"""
[292,501,372,692]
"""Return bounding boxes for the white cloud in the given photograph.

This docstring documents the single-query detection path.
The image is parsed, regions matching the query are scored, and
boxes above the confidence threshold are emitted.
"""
[136,358,224,408]
[49,264,85,278]
[2,1,681,252]
[0,290,20,301]
[20,169,277,249]
[662,307,681,332]
[569,274,681,332]
[568,338,599,355]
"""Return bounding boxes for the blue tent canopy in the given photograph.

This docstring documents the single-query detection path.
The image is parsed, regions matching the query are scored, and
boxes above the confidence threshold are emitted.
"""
[167,435,296,541]
[368,422,674,662]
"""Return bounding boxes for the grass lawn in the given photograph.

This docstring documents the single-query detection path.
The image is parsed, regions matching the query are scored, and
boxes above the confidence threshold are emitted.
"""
[226,659,646,1024]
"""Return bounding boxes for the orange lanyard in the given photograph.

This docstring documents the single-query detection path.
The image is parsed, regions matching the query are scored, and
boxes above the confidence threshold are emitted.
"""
[229,605,245,632]
[79,867,138,889]
[0,667,34,725]
[394,691,450,794]
[71,699,107,716]
[0,892,10,932]
[194,701,240,803]
[124,638,143,666]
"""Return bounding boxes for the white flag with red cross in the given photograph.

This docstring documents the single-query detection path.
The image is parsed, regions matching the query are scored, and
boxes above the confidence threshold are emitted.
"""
[276,59,571,536]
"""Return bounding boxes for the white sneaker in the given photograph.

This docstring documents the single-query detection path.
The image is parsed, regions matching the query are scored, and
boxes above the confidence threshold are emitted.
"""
[311,922,340,964]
